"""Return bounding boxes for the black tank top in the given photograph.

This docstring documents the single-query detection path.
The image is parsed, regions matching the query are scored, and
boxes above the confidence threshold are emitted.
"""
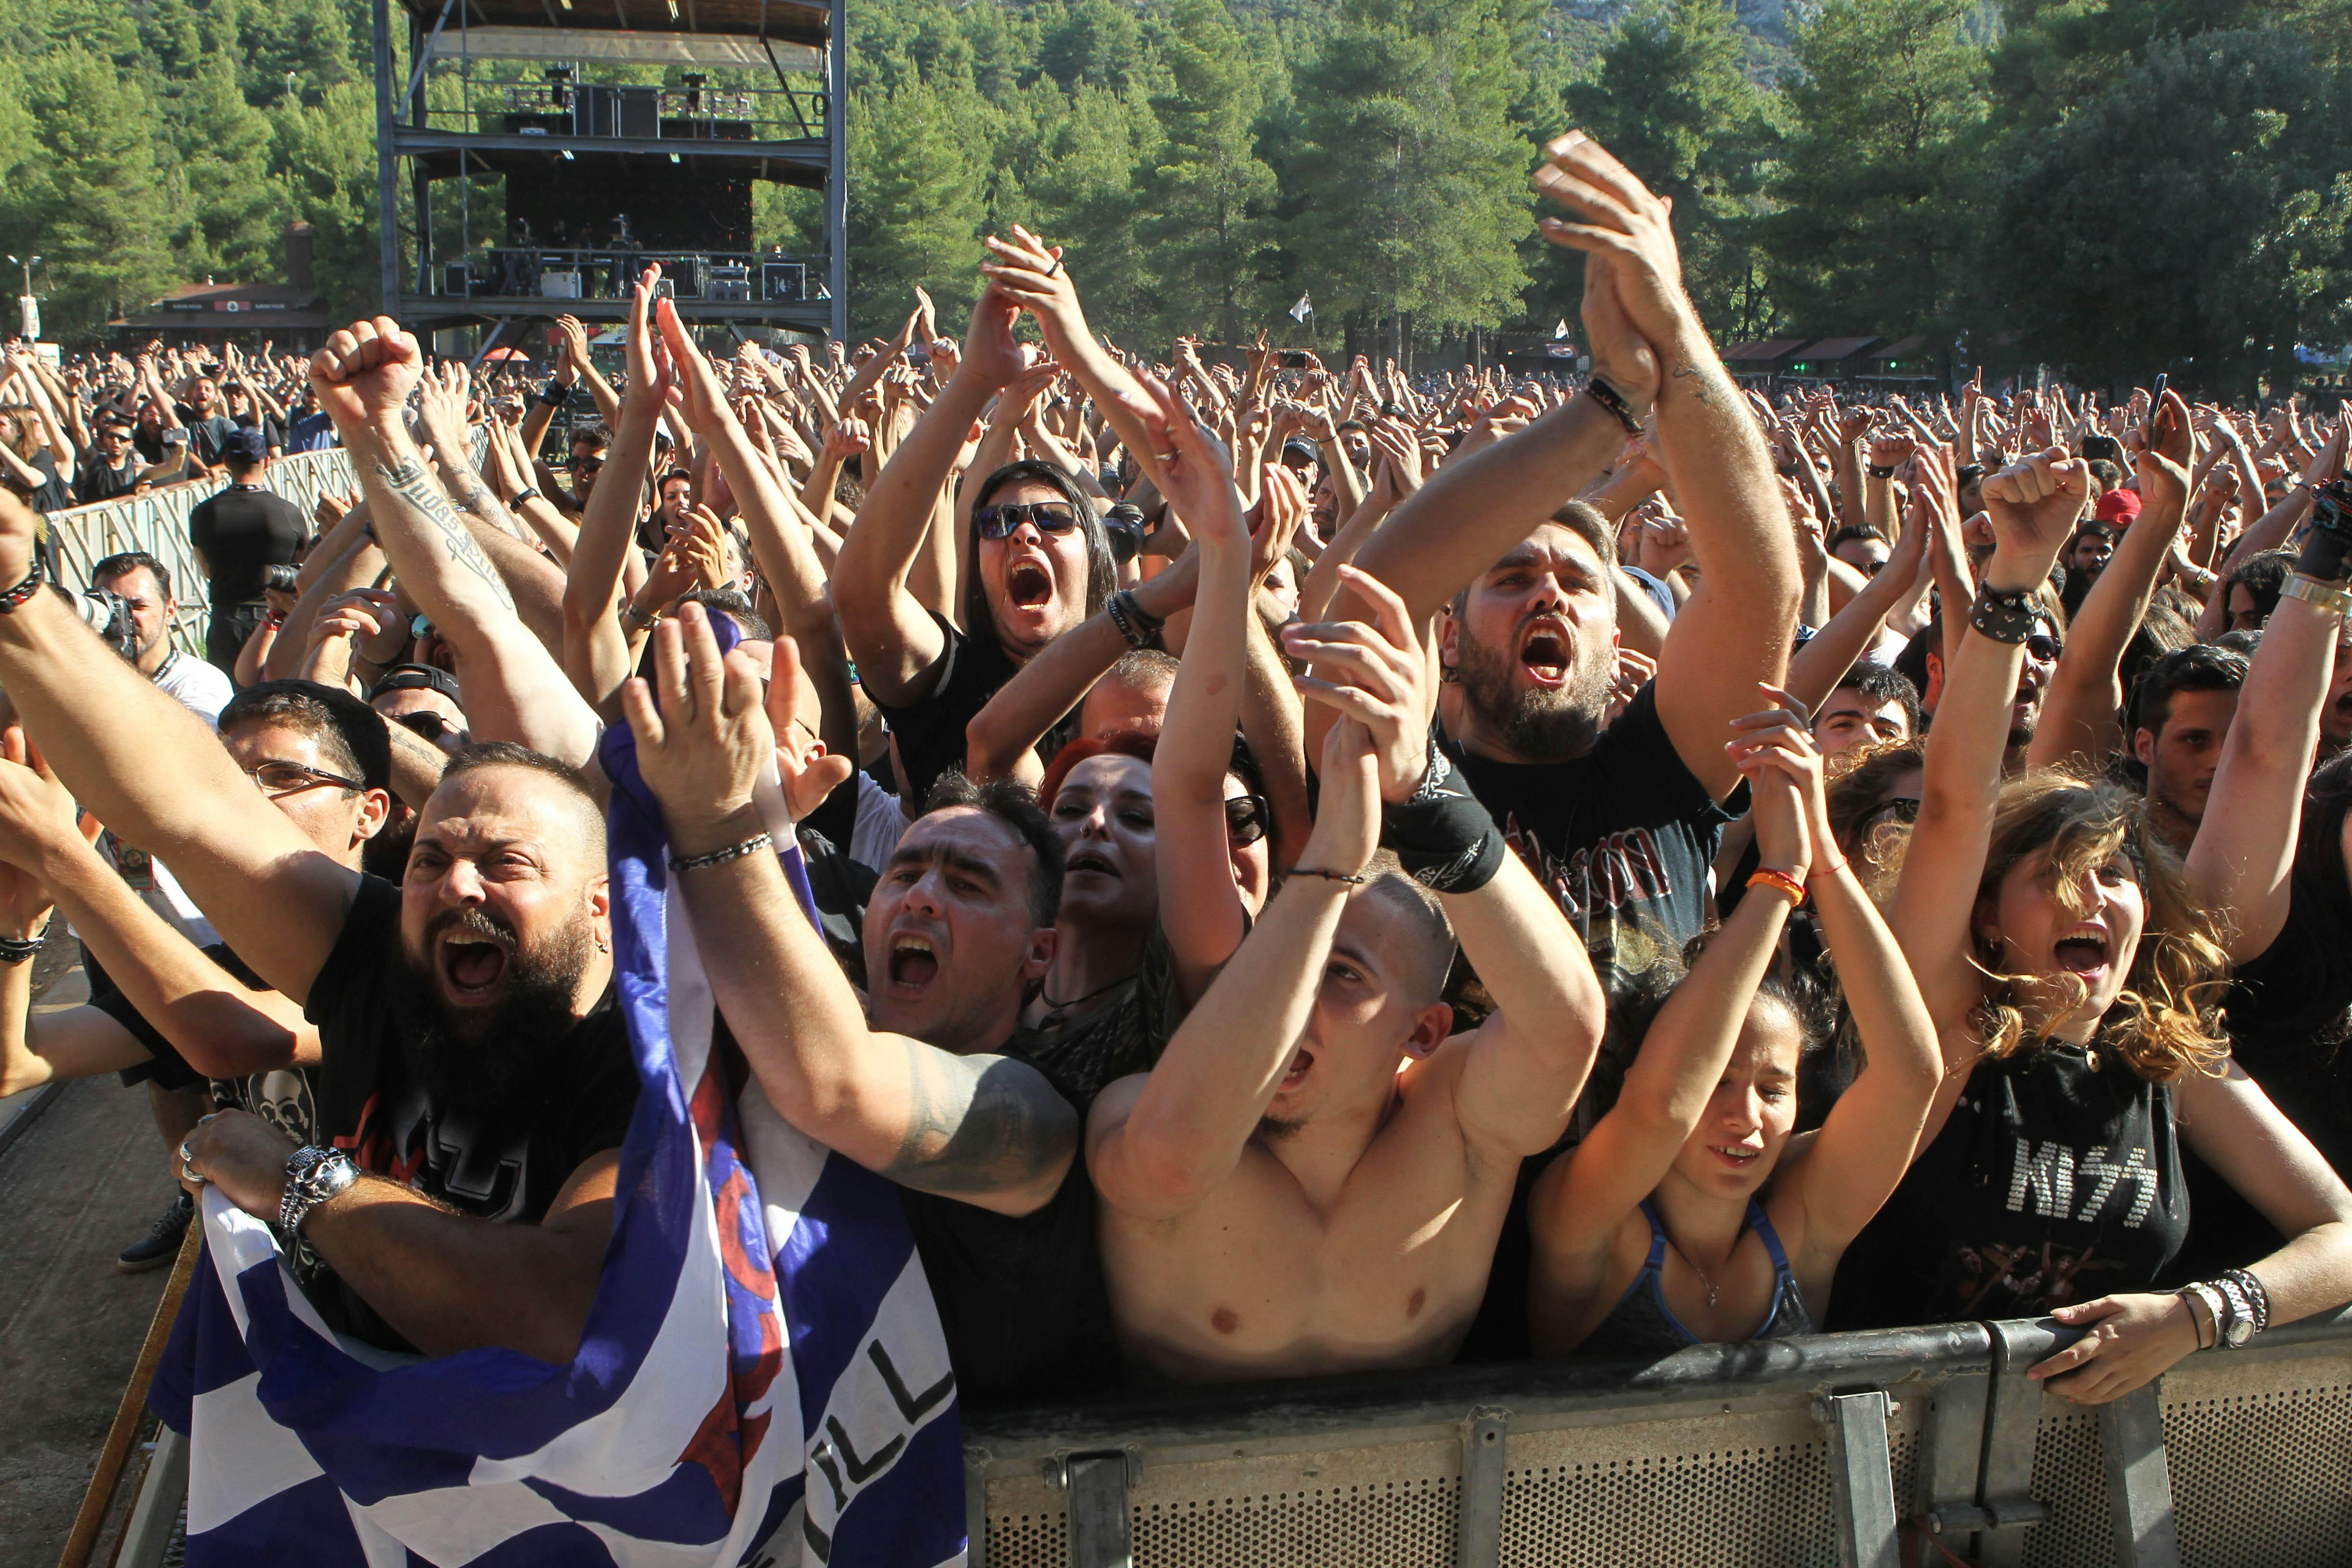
[1829,1042,2187,1330]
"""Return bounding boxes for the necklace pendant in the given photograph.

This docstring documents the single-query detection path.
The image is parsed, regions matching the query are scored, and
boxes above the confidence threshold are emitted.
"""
[1706,1285,1720,1308]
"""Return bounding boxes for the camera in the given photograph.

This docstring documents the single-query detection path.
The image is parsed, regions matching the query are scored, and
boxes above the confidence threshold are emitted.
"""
[263,564,301,594]
[1279,351,1313,369]
[77,588,139,662]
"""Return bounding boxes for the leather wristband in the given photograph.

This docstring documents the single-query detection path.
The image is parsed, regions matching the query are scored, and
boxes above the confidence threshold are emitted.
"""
[1583,375,1645,437]
[1969,582,2039,645]
[1106,589,1161,651]
[2293,484,2352,584]
[1382,739,1508,894]
[539,379,570,409]
[0,551,45,614]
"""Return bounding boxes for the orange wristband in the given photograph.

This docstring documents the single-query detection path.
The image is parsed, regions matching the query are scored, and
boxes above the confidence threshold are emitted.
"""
[1747,867,1805,908]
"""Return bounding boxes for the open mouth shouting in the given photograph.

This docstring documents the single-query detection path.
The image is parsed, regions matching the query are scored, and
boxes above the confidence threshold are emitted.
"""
[886,930,941,994]
[1518,617,1572,689]
[1005,557,1055,615]
[433,910,514,1005]
[1277,1047,1314,1093]
[2053,924,2113,981]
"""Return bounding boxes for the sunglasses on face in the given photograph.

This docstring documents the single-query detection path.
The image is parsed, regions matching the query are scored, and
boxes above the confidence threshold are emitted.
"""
[976,502,1081,538]
[2027,633,2065,663]
[1224,793,1271,846]
[246,759,366,798]
[393,710,453,742]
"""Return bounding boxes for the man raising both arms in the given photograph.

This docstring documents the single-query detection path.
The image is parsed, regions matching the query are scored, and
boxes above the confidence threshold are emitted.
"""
[1086,397,1605,1379]
[1317,134,1800,1027]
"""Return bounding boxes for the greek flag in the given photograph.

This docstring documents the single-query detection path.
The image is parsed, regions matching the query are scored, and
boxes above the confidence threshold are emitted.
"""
[149,693,965,1566]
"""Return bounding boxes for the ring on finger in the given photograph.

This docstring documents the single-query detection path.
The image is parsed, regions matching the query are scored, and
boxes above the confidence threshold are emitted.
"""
[178,1139,208,1186]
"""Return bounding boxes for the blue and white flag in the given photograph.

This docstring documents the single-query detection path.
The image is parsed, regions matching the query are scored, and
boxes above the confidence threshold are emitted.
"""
[151,695,965,1566]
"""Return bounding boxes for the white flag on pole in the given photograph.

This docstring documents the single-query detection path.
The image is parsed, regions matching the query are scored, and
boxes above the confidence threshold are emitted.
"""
[1289,293,1313,324]
[1553,318,1571,340]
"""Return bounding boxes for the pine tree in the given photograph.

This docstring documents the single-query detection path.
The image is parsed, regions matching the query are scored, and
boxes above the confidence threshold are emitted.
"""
[1025,85,1159,343]
[1761,0,1989,342]
[845,78,989,338]
[1556,0,1780,337]
[1141,0,1280,344]
[1,45,175,339]
[1276,0,1534,360]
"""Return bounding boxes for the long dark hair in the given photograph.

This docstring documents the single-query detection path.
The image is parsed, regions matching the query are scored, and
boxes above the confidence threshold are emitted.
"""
[961,459,1117,648]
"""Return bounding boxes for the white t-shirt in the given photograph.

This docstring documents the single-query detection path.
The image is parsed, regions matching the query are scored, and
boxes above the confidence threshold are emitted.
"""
[848,771,910,873]
[152,647,234,726]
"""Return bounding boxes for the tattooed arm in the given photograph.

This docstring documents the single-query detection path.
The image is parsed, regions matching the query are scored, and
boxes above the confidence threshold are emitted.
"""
[342,417,602,766]
[667,804,1076,1216]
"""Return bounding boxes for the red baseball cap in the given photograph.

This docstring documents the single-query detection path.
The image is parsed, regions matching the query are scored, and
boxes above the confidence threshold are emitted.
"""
[2094,488,2143,525]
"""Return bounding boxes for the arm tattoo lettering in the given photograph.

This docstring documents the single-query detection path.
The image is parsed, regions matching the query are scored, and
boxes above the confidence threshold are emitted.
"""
[885,1047,1074,1199]
[373,454,517,609]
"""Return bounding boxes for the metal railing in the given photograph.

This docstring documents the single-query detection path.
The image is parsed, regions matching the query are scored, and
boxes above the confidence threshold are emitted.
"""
[42,448,355,655]
[965,1308,2352,1568]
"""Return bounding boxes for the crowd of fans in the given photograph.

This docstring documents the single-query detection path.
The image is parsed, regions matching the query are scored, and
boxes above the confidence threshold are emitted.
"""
[2,132,2351,1440]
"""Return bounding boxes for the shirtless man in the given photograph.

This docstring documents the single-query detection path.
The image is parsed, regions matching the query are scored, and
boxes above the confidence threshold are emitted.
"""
[1085,416,1607,1380]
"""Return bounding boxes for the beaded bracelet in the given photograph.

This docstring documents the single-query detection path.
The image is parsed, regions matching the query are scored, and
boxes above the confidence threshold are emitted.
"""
[669,832,775,875]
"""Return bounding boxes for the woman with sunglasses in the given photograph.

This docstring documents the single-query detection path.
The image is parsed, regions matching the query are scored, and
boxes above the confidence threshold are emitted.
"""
[834,285,1125,809]
[1828,446,2352,1404]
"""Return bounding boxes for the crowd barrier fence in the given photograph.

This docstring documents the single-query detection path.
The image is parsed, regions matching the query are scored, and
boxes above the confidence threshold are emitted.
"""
[963,1308,2352,1568]
[42,450,357,657]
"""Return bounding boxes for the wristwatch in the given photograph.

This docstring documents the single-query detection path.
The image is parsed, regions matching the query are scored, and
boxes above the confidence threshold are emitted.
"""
[279,1146,360,1237]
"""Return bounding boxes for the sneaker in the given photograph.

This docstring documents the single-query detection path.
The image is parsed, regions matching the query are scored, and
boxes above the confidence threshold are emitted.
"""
[117,1190,194,1274]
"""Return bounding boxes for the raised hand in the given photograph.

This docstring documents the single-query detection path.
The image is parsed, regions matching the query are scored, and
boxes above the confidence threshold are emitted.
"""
[764,633,855,824]
[620,601,776,854]
[1298,710,1381,881]
[1283,565,1436,803]
[2135,388,2194,516]
[1246,462,1308,586]
[310,317,424,434]
[1134,371,1241,542]
[1724,685,1817,882]
[1980,446,2091,583]
[652,298,729,431]
[1535,131,1689,359]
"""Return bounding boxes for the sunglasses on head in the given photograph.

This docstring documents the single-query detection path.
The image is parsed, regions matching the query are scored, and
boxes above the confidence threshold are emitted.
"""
[976,502,1081,539]
[1224,793,1271,846]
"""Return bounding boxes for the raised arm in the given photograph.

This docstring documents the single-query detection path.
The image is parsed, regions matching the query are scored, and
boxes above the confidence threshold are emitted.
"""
[1089,715,1379,1219]
[2187,438,2351,960]
[1537,134,1801,799]
[2030,391,2195,772]
[626,604,1075,1216]
[0,490,360,1001]
[316,318,600,766]
[832,289,1025,704]
[1889,449,2084,1081]
[1528,733,1804,1284]
[1150,392,1281,1001]
[562,271,668,714]
[1782,469,1933,712]
[1758,710,1942,1265]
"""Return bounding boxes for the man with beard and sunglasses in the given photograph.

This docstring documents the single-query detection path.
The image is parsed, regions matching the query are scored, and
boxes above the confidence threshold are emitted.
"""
[1311,135,1801,1033]
[0,464,631,1362]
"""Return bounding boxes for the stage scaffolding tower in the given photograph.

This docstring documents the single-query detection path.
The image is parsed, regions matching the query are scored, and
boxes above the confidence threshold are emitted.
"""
[372,0,846,353]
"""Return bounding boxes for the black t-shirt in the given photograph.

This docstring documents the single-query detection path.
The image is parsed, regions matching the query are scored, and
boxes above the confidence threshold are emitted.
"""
[2174,870,2352,1280]
[1442,680,1729,1041]
[899,1153,1121,1410]
[19,450,72,514]
[868,612,1020,808]
[75,451,141,507]
[189,484,309,606]
[1830,1044,2188,1330]
[302,876,642,1347]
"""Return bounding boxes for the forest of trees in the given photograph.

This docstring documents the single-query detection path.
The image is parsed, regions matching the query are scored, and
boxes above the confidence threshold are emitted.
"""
[1,0,2346,391]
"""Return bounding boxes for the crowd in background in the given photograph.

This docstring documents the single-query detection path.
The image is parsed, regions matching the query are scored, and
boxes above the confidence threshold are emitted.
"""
[1,133,2351,1451]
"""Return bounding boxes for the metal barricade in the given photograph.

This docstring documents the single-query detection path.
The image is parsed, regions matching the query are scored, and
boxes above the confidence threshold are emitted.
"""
[965,1309,2352,1568]
[41,449,355,654]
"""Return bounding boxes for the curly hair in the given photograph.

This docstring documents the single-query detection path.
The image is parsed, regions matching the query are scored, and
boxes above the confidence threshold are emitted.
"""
[1823,738,1928,895]
[1969,772,2231,1082]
